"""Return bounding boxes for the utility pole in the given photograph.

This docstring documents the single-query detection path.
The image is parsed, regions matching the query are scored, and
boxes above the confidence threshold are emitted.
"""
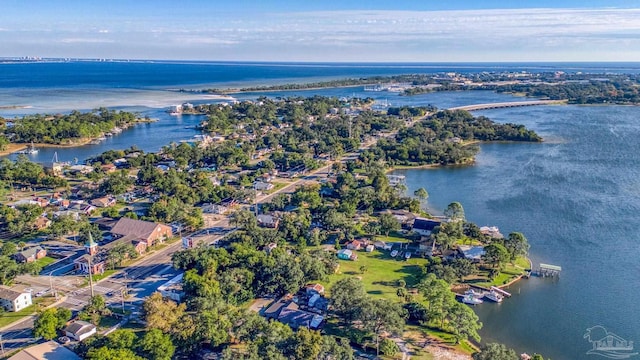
[87,231,95,299]
[88,254,95,298]
[49,270,58,300]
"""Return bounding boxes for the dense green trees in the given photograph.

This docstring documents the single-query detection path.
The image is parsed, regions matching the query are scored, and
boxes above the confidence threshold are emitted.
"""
[4,109,139,144]
[363,109,540,167]
[0,156,67,187]
[472,343,519,360]
[33,308,71,340]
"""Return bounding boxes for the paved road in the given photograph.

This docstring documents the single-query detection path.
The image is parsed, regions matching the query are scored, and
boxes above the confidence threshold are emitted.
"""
[0,113,428,353]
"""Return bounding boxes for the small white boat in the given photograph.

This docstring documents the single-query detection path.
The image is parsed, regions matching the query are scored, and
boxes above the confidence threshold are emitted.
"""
[484,290,504,303]
[462,294,483,305]
[390,250,398,257]
[465,289,481,298]
[404,252,412,259]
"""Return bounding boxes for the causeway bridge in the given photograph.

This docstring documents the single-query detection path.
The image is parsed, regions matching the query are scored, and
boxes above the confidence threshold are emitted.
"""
[448,99,567,112]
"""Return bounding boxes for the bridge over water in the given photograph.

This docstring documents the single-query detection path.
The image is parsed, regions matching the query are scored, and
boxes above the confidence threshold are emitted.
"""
[448,99,567,112]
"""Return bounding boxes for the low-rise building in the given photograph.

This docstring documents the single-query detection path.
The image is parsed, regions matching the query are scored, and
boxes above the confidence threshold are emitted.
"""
[337,249,357,261]
[14,246,47,263]
[0,286,32,312]
[257,214,279,228]
[158,273,184,302]
[90,196,116,208]
[110,217,173,248]
[412,217,441,236]
[253,181,274,191]
[8,340,81,360]
[73,255,106,275]
[64,320,97,341]
[33,216,52,230]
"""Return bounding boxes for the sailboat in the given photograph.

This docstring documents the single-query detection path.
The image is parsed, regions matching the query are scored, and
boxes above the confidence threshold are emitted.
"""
[26,143,39,154]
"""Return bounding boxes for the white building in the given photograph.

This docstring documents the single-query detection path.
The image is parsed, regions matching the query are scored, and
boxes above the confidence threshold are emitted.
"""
[64,320,97,341]
[386,174,406,187]
[158,273,184,302]
[0,286,32,312]
[253,181,274,191]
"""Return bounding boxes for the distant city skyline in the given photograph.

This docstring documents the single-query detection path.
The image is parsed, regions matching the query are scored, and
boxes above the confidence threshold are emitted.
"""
[2,0,640,62]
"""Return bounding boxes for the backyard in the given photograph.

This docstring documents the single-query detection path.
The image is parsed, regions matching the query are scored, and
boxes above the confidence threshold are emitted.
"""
[322,248,428,301]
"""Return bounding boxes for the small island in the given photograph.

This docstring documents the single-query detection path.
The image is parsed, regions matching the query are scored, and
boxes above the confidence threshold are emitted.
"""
[0,108,151,154]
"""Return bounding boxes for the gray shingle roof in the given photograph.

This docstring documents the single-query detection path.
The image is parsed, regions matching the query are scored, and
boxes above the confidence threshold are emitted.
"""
[0,286,26,301]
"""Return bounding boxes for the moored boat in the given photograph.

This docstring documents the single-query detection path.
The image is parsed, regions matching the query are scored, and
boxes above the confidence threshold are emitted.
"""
[484,290,504,303]
[462,294,483,305]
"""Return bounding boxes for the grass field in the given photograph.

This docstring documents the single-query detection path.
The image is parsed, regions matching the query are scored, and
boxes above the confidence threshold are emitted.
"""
[0,297,56,328]
[321,248,428,301]
[35,256,57,267]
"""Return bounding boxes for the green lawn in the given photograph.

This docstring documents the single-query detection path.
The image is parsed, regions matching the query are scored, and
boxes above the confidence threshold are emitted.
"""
[35,256,57,267]
[321,249,428,301]
[98,315,121,329]
[377,233,412,244]
[91,270,117,282]
[0,297,55,328]
[470,256,530,287]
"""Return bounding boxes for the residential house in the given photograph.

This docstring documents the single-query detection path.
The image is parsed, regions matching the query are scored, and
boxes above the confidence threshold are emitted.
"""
[100,163,117,173]
[33,216,52,230]
[374,241,393,250]
[52,210,82,221]
[305,283,325,295]
[365,244,375,252]
[253,181,274,191]
[66,165,94,175]
[202,203,228,215]
[8,341,81,360]
[346,240,363,251]
[381,209,416,229]
[0,286,32,312]
[386,174,406,187]
[73,255,105,275]
[337,249,357,261]
[64,320,97,341]
[411,217,441,236]
[278,307,324,330]
[264,242,278,254]
[90,196,116,208]
[14,246,47,263]
[68,202,96,215]
[110,217,173,248]
[263,296,324,330]
[257,214,279,228]
[480,226,504,239]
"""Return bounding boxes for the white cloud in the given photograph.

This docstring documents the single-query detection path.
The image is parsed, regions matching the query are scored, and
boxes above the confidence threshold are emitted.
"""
[59,38,115,44]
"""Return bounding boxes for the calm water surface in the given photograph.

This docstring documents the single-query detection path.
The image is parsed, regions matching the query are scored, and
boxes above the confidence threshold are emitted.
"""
[395,105,640,359]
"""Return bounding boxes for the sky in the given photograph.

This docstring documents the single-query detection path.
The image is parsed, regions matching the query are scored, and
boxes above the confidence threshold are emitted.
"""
[2,0,640,62]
